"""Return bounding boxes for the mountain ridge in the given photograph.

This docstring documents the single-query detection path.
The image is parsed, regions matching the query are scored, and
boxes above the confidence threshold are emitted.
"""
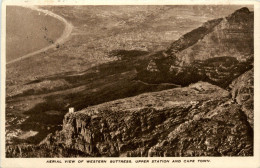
[136,7,253,87]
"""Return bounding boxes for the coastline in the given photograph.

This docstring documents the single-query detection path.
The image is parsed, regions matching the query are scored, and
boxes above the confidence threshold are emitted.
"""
[6,6,73,65]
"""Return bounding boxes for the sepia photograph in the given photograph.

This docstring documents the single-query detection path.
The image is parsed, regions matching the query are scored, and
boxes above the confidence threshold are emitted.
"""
[1,1,259,167]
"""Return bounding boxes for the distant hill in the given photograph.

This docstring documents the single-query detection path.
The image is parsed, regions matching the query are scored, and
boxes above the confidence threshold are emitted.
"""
[136,7,253,87]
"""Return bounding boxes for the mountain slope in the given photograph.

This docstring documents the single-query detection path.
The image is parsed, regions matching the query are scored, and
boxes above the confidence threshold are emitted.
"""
[170,7,253,63]
[6,82,253,157]
[136,7,253,87]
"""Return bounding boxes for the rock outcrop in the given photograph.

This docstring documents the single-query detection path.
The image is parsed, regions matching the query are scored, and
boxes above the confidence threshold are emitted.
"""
[230,69,254,128]
[6,82,253,157]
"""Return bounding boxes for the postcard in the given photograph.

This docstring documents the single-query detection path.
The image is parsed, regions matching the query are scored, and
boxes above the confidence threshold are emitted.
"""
[1,0,260,167]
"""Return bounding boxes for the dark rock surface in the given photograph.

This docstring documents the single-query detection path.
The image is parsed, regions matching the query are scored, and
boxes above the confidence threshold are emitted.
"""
[230,69,254,128]
[6,82,253,157]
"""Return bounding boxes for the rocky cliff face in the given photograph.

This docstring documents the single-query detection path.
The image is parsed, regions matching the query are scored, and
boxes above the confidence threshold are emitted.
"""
[59,82,232,157]
[6,81,253,157]
[230,69,254,128]
[57,82,253,157]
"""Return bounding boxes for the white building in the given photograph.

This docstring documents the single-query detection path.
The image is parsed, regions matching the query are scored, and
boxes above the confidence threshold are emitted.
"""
[69,107,74,113]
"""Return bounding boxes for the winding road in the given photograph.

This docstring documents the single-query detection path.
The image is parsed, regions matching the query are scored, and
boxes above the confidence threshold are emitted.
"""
[6,6,73,65]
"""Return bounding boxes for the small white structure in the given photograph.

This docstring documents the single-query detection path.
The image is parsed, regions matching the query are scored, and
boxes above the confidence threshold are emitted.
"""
[69,107,75,113]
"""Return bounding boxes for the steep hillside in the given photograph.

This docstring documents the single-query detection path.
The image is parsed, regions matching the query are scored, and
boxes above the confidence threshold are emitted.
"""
[168,7,253,62]
[136,7,253,87]
[6,82,253,157]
